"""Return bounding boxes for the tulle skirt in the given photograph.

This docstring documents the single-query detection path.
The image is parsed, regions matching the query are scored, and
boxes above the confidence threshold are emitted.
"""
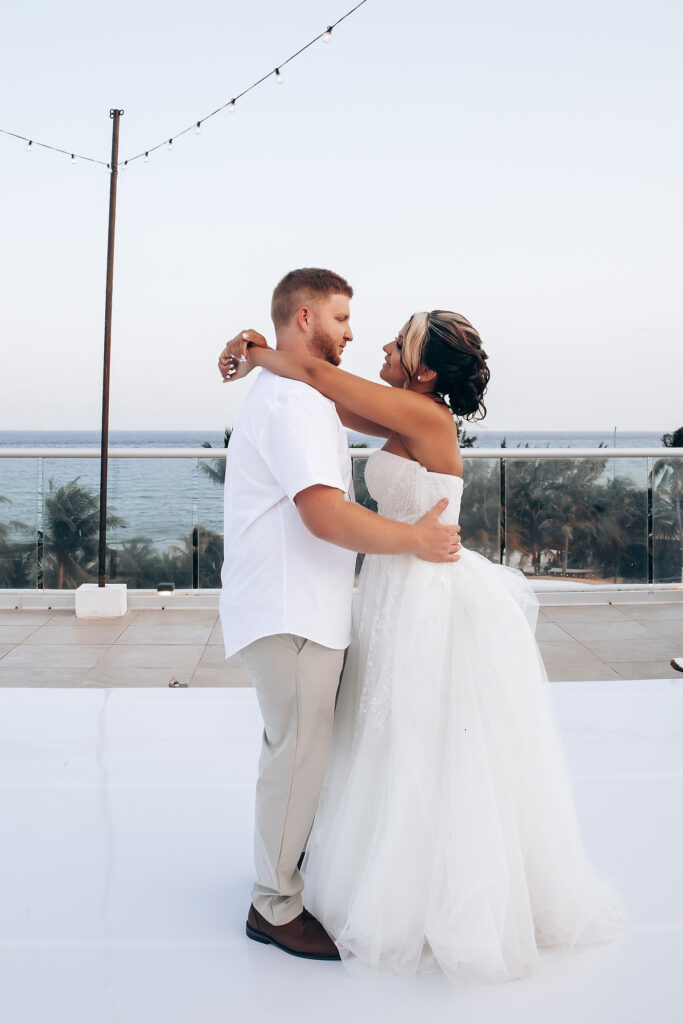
[301,547,627,984]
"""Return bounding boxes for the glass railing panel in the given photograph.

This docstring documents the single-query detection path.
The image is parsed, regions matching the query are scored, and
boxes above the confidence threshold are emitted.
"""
[1,449,677,592]
[503,455,648,583]
[41,456,195,590]
[197,454,226,589]
[597,457,648,584]
[651,454,683,584]
[105,458,195,590]
[0,458,41,588]
[460,458,501,561]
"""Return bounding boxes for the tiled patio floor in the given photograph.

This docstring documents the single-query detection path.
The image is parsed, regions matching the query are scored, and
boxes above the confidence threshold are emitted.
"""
[0,603,681,687]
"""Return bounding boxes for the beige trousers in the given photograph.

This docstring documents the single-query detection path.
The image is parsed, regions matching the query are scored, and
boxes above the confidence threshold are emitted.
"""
[240,633,345,926]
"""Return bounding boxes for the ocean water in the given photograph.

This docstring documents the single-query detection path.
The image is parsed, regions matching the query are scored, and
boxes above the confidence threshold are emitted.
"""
[0,428,671,550]
[0,428,669,449]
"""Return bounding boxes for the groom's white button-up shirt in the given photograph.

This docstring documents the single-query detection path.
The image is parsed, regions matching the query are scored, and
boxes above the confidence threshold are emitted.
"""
[220,369,356,659]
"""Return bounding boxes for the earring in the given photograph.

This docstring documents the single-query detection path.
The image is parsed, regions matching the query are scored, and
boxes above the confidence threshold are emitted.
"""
[417,375,422,381]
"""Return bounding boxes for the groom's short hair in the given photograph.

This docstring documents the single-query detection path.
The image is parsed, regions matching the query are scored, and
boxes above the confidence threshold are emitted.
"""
[271,268,353,329]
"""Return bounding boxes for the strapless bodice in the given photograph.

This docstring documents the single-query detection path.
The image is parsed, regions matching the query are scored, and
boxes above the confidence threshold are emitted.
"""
[363,449,463,525]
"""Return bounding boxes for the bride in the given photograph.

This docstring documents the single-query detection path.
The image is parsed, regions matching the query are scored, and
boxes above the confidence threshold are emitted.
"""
[222,309,626,983]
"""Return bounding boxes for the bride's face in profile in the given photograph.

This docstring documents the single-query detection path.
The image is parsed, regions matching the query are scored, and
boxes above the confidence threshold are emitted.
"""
[380,321,410,388]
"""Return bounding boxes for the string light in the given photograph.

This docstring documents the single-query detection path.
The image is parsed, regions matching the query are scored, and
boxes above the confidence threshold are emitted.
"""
[3,129,108,166]
[1,1,368,171]
[71,154,76,164]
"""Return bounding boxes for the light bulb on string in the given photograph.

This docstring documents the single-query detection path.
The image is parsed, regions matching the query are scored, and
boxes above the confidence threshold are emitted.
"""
[275,68,283,84]
[144,151,150,162]
[323,26,333,42]
[26,140,33,152]
[195,122,202,134]
[119,160,128,173]
[167,138,173,150]
[228,99,236,113]
[70,154,76,164]
[107,164,112,174]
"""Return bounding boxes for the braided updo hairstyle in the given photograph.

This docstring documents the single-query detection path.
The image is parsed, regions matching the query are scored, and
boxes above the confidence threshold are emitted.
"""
[399,310,490,421]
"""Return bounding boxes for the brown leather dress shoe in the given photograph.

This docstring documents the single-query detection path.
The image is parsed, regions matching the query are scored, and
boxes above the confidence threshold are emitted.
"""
[246,904,341,961]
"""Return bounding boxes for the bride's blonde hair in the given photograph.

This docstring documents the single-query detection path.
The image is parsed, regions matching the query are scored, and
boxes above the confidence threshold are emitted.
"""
[400,310,490,420]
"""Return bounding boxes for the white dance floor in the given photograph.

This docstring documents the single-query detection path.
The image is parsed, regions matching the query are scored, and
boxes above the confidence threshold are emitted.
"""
[0,681,681,1024]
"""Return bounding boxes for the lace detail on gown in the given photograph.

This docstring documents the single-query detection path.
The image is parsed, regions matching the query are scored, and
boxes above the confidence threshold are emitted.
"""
[356,452,463,732]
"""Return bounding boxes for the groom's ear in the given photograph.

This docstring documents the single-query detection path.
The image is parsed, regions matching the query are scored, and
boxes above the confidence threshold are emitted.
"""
[297,305,312,332]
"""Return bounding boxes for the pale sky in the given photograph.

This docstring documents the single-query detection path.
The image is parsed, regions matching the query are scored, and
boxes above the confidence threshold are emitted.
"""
[1,0,680,433]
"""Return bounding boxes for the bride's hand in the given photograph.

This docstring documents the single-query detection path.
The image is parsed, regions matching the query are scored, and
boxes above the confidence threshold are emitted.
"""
[218,330,270,383]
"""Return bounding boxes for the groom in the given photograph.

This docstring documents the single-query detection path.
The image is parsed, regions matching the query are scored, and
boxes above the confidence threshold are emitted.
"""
[218,268,460,960]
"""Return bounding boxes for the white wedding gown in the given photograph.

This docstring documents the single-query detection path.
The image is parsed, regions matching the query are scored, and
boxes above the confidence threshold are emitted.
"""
[302,449,626,984]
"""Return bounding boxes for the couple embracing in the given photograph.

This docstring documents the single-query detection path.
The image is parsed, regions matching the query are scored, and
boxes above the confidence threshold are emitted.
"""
[217,268,625,984]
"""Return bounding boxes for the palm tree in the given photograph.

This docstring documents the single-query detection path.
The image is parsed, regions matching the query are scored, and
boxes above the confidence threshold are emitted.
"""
[456,421,478,448]
[0,496,9,548]
[661,427,683,448]
[590,476,647,581]
[199,428,232,486]
[458,459,500,560]
[181,525,224,588]
[503,455,608,576]
[0,495,40,587]
[43,478,125,589]
[503,458,562,574]
[107,536,165,588]
[198,527,224,588]
[652,427,683,582]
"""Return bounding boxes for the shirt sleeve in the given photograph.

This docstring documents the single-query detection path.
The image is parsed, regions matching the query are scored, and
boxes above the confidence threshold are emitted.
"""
[258,386,347,502]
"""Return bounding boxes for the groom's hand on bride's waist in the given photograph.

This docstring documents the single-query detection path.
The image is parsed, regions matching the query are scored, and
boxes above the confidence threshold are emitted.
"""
[295,487,461,563]
[414,499,462,563]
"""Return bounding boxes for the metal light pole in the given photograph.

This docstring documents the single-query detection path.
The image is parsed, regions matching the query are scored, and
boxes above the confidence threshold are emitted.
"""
[98,108,124,587]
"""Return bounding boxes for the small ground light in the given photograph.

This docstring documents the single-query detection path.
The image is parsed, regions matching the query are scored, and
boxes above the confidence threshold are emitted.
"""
[157,582,175,595]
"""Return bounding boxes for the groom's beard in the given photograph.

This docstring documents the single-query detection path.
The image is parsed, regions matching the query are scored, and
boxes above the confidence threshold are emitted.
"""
[309,326,342,366]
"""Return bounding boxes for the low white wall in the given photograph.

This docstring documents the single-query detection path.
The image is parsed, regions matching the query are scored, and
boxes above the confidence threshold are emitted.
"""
[1,585,682,611]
